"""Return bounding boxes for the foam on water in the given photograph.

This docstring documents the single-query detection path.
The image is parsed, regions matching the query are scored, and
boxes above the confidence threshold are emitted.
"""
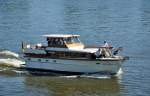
[59,75,80,78]
[80,74,111,79]
[0,67,28,76]
[59,74,112,79]
[59,69,124,79]
[0,68,7,71]
[0,50,19,58]
[12,70,28,74]
[0,50,25,68]
[115,68,123,78]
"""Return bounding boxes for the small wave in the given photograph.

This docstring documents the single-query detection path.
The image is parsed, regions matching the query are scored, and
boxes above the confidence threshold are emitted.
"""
[0,50,19,58]
[59,75,80,78]
[113,68,123,80]
[59,70,125,79]
[80,74,111,79]
[0,50,25,68]
[129,55,150,60]
[0,67,28,76]
[0,68,7,71]
[59,74,111,79]
[12,70,28,74]
[0,58,25,68]
[115,68,123,76]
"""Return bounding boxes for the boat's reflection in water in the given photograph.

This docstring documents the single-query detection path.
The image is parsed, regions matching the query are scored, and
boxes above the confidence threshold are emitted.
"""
[0,67,125,96]
[24,75,124,96]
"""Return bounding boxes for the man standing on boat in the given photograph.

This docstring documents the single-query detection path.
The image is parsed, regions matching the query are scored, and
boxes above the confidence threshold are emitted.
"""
[103,41,109,47]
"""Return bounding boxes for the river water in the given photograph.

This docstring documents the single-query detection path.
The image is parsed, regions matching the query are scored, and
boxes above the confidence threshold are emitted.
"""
[0,0,150,96]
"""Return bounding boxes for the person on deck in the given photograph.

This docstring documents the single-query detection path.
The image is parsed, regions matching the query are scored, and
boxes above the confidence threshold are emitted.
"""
[103,41,109,47]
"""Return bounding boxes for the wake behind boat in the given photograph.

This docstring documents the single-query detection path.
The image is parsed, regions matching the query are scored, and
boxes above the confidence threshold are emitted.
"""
[21,34,128,75]
[0,50,25,68]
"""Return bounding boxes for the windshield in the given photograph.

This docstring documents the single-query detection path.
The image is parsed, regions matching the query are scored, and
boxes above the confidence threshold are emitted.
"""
[65,37,81,44]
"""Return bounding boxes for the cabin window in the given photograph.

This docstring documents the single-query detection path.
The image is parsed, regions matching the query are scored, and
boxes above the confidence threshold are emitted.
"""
[72,37,81,43]
[74,53,79,57]
[65,37,81,44]
[53,60,56,63]
[96,62,100,64]
[64,52,69,57]
[55,52,60,57]
[65,38,72,44]
[28,58,31,61]
[59,52,65,57]
[47,38,66,47]
[38,59,41,61]
[80,53,86,57]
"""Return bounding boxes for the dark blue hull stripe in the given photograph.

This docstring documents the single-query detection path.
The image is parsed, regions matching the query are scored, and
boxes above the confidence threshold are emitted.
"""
[25,68,116,75]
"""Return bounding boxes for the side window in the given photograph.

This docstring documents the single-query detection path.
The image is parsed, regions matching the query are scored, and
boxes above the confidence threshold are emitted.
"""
[38,59,41,62]
[28,58,31,61]
[66,38,72,44]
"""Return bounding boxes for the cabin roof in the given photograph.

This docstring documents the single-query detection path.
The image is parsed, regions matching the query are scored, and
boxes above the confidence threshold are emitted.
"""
[43,34,80,38]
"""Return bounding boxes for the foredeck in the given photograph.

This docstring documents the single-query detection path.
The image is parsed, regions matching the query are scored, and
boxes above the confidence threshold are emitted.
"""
[45,47,99,53]
[43,34,80,38]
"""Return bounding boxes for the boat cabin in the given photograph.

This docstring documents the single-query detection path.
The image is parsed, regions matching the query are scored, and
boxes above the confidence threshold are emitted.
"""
[43,34,84,49]
[22,34,113,60]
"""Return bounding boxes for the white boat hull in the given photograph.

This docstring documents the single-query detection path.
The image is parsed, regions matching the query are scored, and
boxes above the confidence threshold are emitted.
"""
[24,58,123,75]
